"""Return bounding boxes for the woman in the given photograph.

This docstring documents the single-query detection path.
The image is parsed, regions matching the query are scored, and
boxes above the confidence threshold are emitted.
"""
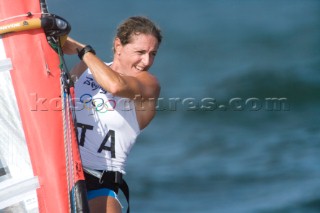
[63,16,162,213]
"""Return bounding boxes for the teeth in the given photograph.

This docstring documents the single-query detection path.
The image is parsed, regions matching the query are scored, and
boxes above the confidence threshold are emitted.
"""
[135,66,143,71]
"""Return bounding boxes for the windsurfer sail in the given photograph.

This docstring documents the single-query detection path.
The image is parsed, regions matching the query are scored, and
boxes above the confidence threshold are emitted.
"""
[0,0,89,212]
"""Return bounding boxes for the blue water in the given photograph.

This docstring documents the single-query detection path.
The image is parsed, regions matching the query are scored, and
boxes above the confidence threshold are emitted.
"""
[49,1,320,212]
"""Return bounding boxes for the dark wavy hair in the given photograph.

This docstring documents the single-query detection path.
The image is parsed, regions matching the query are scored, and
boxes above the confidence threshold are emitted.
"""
[113,16,162,52]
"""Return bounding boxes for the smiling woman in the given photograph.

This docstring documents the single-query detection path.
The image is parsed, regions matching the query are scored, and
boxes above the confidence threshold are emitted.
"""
[48,1,320,213]
[62,16,163,213]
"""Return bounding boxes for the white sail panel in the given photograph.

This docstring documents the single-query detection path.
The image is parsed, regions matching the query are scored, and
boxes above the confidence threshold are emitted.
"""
[0,36,39,212]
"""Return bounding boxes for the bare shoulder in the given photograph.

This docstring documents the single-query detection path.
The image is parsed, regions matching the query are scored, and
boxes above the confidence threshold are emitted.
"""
[134,72,161,130]
[135,71,161,99]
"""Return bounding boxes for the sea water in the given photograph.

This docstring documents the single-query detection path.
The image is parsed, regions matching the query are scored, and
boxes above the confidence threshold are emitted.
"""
[50,1,320,212]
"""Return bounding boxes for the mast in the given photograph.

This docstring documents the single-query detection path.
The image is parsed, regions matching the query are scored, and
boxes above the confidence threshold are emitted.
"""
[40,0,49,14]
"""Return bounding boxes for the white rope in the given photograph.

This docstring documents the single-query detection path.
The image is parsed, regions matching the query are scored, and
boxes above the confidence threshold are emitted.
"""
[58,42,76,212]
[65,87,77,212]
[61,77,72,212]
[0,12,49,23]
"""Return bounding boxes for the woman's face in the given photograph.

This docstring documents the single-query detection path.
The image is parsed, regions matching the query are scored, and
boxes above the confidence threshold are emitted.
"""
[115,33,159,75]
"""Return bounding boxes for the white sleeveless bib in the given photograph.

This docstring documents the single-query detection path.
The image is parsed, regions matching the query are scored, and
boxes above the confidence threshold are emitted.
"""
[74,67,140,174]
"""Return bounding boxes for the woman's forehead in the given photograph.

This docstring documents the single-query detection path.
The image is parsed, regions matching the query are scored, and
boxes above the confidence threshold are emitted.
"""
[127,34,159,49]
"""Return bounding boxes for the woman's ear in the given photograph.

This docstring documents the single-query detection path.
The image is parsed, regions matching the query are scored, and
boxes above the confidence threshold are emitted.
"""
[114,37,122,55]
